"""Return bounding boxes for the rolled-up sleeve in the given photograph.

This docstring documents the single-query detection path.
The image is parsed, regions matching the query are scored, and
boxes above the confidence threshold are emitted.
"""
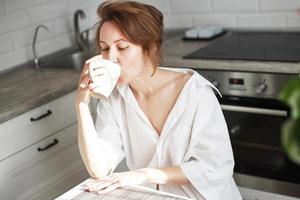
[180,86,235,199]
[95,98,125,174]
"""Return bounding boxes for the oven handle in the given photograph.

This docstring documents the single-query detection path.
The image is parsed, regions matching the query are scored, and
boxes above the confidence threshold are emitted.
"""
[220,104,288,117]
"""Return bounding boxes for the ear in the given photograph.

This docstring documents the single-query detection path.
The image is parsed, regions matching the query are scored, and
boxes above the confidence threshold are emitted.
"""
[150,43,157,52]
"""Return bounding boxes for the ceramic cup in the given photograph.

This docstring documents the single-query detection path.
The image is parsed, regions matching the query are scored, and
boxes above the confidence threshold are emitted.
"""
[88,55,121,99]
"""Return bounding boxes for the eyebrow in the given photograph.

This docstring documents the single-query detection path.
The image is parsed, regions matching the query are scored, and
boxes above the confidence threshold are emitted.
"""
[100,39,129,44]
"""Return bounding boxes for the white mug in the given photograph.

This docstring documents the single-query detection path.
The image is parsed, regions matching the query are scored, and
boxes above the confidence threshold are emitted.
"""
[88,55,121,99]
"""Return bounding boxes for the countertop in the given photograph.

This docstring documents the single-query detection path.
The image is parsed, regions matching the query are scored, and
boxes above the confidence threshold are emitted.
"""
[0,67,79,124]
[1,30,300,124]
[163,32,300,74]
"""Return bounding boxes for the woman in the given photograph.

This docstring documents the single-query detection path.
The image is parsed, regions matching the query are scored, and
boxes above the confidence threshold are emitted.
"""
[76,1,242,200]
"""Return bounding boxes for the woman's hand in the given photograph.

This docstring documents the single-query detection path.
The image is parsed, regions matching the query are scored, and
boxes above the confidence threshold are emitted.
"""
[76,60,92,106]
[84,170,148,194]
[75,58,101,107]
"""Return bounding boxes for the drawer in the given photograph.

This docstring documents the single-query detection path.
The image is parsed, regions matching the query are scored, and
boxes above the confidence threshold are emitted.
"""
[0,122,78,174]
[0,123,87,200]
[0,91,77,161]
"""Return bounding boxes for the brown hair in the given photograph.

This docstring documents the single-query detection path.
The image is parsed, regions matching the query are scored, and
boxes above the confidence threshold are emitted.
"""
[95,0,164,74]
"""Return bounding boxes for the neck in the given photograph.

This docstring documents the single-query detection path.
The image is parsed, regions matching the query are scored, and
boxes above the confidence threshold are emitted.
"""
[129,66,160,98]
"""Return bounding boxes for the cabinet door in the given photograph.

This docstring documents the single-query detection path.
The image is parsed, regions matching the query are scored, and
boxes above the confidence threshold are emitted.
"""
[0,91,77,162]
[1,123,89,200]
[0,174,10,200]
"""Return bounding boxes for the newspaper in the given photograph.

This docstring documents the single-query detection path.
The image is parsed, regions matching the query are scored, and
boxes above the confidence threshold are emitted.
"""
[55,179,191,200]
[72,185,190,200]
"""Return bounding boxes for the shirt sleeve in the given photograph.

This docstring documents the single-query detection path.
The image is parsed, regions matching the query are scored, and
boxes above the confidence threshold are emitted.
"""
[94,98,125,174]
[180,85,235,199]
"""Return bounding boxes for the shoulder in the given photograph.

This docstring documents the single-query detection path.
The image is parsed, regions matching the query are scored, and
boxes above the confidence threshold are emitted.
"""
[192,71,221,97]
[159,67,220,95]
[153,68,191,93]
[171,71,192,90]
[159,67,192,85]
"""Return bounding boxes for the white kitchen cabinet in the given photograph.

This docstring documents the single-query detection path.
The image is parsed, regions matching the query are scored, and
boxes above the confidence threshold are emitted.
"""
[0,91,89,200]
[0,92,77,161]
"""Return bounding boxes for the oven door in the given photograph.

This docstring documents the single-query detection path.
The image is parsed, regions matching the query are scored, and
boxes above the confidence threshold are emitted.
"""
[219,97,300,185]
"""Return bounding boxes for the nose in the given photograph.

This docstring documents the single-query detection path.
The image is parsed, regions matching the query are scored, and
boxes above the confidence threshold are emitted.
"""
[110,57,118,63]
[108,48,118,63]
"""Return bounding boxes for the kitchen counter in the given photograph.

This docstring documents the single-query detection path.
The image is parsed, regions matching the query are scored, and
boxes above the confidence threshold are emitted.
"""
[1,29,300,124]
[0,66,79,124]
[162,33,300,74]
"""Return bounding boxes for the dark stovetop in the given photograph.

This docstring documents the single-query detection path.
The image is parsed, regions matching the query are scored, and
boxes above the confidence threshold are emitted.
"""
[183,31,300,62]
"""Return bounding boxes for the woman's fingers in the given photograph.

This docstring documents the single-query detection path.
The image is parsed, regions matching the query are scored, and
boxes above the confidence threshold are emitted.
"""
[81,74,90,83]
[96,182,121,195]
[78,74,90,88]
[84,170,147,195]
[84,179,97,185]
[89,82,102,90]
[80,58,94,79]
[84,176,112,188]
[86,177,119,192]
[81,55,106,81]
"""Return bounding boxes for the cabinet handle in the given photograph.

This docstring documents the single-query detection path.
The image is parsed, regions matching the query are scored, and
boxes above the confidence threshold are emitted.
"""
[37,138,59,152]
[30,109,52,122]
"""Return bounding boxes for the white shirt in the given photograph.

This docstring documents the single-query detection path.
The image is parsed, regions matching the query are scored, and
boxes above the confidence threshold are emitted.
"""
[94,68,242,200]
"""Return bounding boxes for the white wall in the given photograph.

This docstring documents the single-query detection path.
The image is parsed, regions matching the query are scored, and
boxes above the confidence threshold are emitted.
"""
[0,0,300,72]
[0,0,102,72]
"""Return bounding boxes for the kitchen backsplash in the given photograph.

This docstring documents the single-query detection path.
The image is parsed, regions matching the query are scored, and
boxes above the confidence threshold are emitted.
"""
[0,0,299,72]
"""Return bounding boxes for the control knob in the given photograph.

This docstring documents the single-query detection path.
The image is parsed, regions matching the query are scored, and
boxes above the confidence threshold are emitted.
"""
[255,81,268,94]
[211,79,219,88]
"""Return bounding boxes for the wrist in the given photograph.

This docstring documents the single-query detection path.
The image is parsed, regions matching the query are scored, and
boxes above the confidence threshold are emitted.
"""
[137,168,163,184]
[75,101,90,112]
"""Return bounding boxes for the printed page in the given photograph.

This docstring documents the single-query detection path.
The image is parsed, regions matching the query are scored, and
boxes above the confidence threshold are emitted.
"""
[55,178,191,200]
[71,185,190,200]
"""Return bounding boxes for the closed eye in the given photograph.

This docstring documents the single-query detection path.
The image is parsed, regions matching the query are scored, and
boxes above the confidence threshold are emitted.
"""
[118,46,129,50]
[101,46,129,52]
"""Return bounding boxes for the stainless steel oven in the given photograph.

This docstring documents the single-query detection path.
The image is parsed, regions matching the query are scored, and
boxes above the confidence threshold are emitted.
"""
[196,69,300,199]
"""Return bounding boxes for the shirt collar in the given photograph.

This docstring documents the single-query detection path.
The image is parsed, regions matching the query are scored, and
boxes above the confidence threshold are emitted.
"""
[115,67,221,138]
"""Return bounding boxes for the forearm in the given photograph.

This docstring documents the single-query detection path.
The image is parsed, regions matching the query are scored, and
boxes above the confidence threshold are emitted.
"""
[76,103,110,178]
[138,166,190,185]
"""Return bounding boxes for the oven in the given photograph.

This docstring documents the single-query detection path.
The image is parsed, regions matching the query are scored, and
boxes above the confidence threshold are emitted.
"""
[196,69,300,199]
